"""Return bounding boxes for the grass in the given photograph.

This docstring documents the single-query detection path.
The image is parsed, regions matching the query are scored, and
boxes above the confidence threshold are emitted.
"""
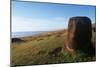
[11,29,96,66]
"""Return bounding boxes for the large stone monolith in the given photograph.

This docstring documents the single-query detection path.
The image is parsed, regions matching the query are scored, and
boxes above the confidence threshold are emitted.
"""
[64,16,95,56]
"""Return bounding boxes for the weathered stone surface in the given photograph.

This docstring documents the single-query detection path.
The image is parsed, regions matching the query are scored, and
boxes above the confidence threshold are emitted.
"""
[64,16,95,56]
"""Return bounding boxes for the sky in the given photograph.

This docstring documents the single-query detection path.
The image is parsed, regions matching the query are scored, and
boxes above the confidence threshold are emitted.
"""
[12,1,96,32]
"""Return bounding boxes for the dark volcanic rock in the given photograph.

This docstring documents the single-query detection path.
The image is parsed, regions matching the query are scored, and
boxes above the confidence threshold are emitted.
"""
[64,16,95,56]
[12,38,24,43]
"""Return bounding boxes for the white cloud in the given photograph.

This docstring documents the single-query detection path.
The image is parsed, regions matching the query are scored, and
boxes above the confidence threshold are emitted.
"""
[12,16,67,32]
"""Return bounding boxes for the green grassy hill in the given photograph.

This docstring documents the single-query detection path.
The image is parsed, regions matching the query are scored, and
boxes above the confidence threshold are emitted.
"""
[11,28,96,66]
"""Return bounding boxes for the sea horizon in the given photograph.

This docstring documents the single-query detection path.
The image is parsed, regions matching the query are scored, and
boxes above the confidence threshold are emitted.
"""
[11,31,49,38]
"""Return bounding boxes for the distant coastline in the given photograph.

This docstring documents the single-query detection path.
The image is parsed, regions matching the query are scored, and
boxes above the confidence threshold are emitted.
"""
[12,31,49,38]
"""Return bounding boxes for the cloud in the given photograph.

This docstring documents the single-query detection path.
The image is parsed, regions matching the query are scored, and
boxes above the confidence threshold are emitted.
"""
[12,16,67,32]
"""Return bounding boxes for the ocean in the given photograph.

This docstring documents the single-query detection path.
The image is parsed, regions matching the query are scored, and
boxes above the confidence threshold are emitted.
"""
[12,31,48,38]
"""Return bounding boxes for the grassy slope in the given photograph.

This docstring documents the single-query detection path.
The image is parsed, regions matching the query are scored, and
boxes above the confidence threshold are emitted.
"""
[11,29,96,66]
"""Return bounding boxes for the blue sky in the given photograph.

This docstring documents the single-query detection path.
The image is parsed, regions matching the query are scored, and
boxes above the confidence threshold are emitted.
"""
[12,1,96,32]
